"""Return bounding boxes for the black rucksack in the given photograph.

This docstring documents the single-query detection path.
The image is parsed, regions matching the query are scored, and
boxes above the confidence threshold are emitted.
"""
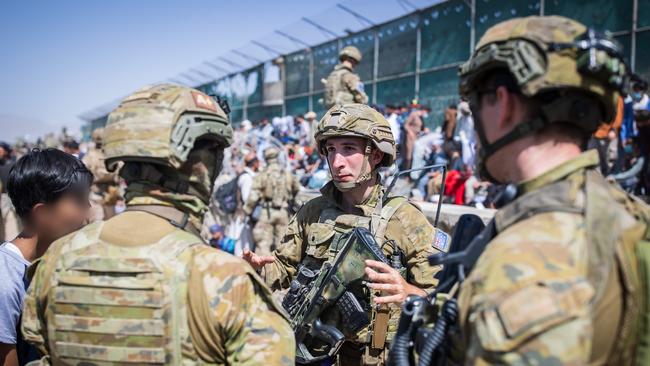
[214,175,240,214]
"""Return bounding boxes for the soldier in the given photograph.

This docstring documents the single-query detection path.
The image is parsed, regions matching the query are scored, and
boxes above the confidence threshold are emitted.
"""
[324,46,369,109]
[243,147,301,256]
[82,128,121,222]
[21,84,295,365]
[452,16,650,364]
[244,104,447,365]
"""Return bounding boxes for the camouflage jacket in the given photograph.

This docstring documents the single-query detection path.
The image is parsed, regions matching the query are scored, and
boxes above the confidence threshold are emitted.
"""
[244,162,301,213]
[262,181,445,343]
[81,147,119,193]
[22,210,295,365]
[324,64,369,109]
[455,150,650,365]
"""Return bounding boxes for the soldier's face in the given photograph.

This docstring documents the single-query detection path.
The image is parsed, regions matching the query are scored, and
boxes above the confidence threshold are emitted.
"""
[325,137,382,183]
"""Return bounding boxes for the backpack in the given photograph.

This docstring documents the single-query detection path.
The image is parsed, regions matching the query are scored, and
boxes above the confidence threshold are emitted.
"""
[214,175,241,214]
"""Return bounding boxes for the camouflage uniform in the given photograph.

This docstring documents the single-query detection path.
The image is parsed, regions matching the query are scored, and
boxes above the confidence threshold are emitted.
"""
[244,147,301,256]
[262,104,447,365]
[82,128,120,222]
[324,46,369,109]
[21,84,295,365]
[453,16,649,364]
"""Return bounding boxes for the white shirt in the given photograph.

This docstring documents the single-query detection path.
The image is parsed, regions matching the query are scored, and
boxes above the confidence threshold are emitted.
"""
[238,168,255,203]
[387,113,401,144]
[3,242,26,263]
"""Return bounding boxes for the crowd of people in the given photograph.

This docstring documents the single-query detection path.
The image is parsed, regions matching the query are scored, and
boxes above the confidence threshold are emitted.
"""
[1,72,649,259]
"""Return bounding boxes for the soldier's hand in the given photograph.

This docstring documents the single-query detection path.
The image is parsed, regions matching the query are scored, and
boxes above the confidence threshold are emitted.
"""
[242,248,275,270]
[364,260,426,305]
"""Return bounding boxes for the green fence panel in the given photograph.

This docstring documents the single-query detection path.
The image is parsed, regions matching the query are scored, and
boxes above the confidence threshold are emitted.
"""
[264,105,283,119]
[420,0,471,70]
[341,29,376,82]
[313,41,339,92]
[245,66,264,105]
[614,34,632,65]
[640,0,650,28]
[311,94,327,118]
[418,67,460,128]
[285,50,310,97]
[229,108,243,126]
[636,31,650,82]
[376,76,415,106]
[377,13,419,77]
[246,106,264,123]
[285,96,310,117]
[475,0,540,39]
[545,0,632,32]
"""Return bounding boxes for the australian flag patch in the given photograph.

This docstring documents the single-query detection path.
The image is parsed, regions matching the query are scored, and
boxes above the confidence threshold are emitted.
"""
[432,230,450,252]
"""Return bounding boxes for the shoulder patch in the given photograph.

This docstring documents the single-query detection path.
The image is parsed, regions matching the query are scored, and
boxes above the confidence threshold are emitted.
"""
[472,278,593,353]
[432,229,450,252]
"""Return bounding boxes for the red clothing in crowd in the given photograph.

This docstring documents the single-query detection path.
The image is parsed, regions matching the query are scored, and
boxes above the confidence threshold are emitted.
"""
[444,170,468,205]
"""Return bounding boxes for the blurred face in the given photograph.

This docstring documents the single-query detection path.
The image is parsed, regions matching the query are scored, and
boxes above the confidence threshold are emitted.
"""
[32,193,90,243]
[325,137,382,184]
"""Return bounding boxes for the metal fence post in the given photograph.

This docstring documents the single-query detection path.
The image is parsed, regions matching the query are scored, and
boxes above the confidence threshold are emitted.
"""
[415,15,422,102]
[373,28,380,105]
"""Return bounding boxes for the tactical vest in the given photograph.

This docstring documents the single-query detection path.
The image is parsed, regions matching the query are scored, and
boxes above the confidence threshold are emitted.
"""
[324,66,356,108]
[43,220,213,365]
[493,168,650,365]
[302,196,408,347]
[260,164,294,209]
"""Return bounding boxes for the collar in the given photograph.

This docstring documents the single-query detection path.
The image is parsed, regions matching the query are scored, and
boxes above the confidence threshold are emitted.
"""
[518,149,599,195]
[320,181,384,216]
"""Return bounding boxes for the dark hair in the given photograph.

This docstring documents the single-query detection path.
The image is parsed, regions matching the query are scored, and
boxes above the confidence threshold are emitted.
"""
[7,148,93,219]
[63,140,80,150]
[244,156,258,167]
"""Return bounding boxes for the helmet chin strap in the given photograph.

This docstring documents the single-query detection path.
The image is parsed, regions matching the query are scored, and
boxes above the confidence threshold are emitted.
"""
[331,140,376,192]
[471,94,548,184]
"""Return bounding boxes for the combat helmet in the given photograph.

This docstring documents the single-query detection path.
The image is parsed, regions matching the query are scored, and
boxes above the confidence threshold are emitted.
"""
[264,146,280,162]
[459,16,628,181]
[104,84,232,169]
[103,84,233,208]
[315,103,395,191]
[339,46,362,64]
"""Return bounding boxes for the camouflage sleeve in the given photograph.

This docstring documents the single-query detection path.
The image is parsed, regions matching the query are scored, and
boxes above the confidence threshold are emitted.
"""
[291,174,302,197]
[21,257,48,356]
[188,247,295,365]
[385,203,441,290]
[243,174,263,215]
[261,209,306,290]
[342,72,368,104]
[457,218,595,364]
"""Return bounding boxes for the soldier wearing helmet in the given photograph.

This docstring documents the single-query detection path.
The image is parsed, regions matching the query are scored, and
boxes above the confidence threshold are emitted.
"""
[82,127,121,222]
[243,146,302,256]
[22,84,295,365]
[451,16,650,364]
[244,103,446,365]
[324,46,369,109]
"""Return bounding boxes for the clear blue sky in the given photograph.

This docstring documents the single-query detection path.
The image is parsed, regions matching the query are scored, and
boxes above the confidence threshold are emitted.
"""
[0,0,349,142]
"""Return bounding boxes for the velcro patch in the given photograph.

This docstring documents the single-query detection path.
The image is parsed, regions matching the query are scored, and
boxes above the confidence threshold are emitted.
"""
[191,91,217,112]
[432,230,449,252]
[497,285,564,338]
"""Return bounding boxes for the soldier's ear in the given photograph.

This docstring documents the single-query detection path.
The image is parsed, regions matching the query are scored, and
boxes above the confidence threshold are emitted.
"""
[369,148,384,167]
